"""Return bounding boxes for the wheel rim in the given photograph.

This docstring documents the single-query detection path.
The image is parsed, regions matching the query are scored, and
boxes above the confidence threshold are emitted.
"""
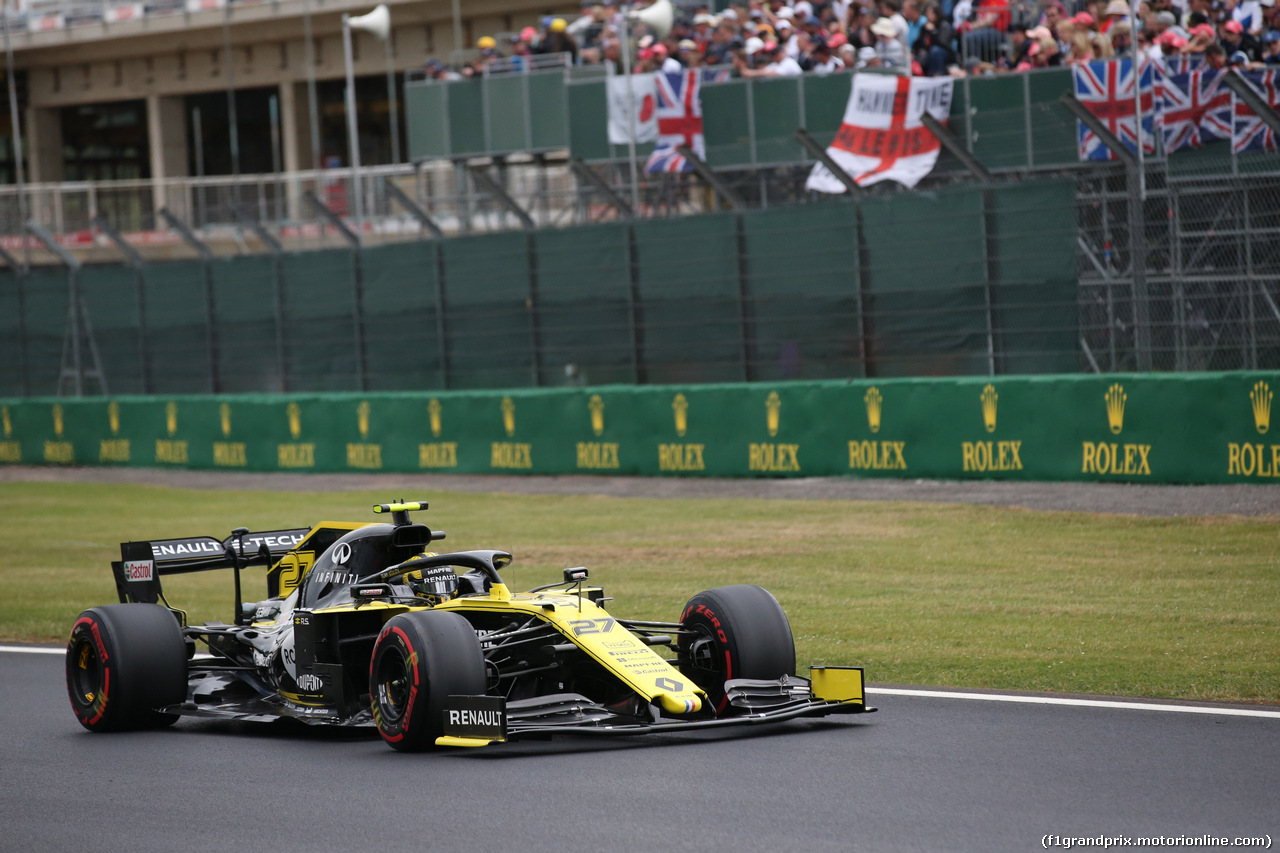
[70,638,102,710]
[374,647,411,725]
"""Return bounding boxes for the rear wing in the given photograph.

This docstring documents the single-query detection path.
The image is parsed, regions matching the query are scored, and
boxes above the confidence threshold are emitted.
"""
[112,528,309,606]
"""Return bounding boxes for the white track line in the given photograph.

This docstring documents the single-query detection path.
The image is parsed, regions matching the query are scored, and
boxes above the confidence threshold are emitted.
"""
[868,687,1280,719]
[2,645,1276,718]
[0,645,63,655]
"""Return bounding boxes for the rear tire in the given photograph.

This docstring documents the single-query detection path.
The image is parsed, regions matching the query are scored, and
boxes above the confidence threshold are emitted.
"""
[677,585,796,715]
[66,604,187,732]
[369,610,486,752]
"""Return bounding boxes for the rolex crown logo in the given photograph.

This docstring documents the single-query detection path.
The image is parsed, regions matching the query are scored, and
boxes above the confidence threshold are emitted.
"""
[766,391,781,437]
[981,384,998,433]
[1105,383,1126,435]
[864,387,882,434]
[287,402,302,439]
[108,401,120,436]
[428,399,442,438]
[1251,380,1272,435]
[165,401,178,436]
[589,395,605,437]
[220,402,232,437]
[53,404,63,437]
[358,401,371,440]
[672,394,689,437]
[501,397,516,437]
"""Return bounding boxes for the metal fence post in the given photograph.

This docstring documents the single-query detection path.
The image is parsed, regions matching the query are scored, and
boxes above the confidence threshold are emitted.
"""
[1129,165,1151,371]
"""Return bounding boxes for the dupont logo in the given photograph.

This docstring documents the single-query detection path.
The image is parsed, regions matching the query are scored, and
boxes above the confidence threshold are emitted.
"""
[124,560,154,582]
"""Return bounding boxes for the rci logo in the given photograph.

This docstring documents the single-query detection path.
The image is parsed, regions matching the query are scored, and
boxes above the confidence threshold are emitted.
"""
[166,401,178,436]
[981,384,998,433]
[501,397,516,437]
[287,402,302,439]
[358,401,371,439]
[1250,381,1271,435]
[220,402,232,437]
[766,391,781,437]
[1105,384,1126,434]
[428,399,443,438]
[864,387,882,434]
[589,395,605,436]
[108,401,120,435]
[672,393,689,437]
[53,404,64,437]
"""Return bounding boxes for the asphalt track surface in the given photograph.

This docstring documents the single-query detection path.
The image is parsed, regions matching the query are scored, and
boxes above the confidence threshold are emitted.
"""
[4,649,1277,853]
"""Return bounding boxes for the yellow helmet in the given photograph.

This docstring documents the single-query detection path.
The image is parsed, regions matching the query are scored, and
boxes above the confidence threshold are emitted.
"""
[549,17,567,32]
[477,35,497,49]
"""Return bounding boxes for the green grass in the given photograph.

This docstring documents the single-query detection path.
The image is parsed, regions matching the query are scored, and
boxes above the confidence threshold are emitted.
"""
[3,482,1277,703]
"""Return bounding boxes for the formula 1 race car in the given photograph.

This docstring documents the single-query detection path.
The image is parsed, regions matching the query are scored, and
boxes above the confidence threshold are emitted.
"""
[66,501,872,750]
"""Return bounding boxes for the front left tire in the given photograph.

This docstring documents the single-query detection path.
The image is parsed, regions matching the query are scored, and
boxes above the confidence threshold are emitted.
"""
[369,610,486,752]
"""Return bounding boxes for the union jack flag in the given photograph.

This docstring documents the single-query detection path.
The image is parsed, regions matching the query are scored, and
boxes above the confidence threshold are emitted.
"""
[1162,53,1204,76]
[1074,58,1156,161]
[701,67,732,84]
[1160,68,1233,153]
[1233,69,1280,154]
[644,70,705,173]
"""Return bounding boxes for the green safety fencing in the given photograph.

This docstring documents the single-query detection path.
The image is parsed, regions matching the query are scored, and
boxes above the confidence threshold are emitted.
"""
[0,180,1082,398]
[2,372,1275,485]
[407,66,1081,172]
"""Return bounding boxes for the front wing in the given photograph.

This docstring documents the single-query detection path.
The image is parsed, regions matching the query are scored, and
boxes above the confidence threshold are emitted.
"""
[438,668,876,747]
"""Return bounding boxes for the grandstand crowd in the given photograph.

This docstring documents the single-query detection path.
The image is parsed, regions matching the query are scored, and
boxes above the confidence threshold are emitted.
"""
[423,0,1280,79]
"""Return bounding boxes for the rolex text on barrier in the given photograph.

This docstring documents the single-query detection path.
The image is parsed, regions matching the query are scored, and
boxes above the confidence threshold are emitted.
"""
[0,372,1272,485]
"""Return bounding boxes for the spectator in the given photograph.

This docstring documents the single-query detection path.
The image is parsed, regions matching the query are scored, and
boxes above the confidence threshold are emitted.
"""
[705,18,742,64]
[735,39,806,73]
[653,43,683,72]
[1228,0,1265,34]
[879,0,912,53]
[960,5,1008,63]
[915,3,958,71]
[775,17,801,58]
[1221,18,1262,59]
[1187,21,1216,51]
[809,37,848,71]
[1265,29,1280,64]
[538,17,580,62]
[1203,40,1227,65]
[1109,20,1133,52]
[1102,0,1131,32]
[872,15,912,68]
[677,38,703,66]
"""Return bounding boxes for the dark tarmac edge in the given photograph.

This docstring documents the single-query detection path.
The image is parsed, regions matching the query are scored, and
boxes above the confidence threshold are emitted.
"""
[2,465,1279,518]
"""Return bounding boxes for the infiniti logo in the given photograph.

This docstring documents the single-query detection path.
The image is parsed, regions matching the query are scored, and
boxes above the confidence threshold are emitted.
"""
[332,542,353,565]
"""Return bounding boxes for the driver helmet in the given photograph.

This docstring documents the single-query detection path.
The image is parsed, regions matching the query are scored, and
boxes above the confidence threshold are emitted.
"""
[405,563,460,605]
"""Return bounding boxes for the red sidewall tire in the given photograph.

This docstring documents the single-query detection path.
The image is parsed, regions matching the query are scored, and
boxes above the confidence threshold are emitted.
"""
[369,610,485,752]
[66,604,187,732]
[678,585,796,715]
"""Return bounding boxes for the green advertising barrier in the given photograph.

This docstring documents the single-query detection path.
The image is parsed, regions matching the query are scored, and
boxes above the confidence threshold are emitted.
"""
[3,372,1277,485]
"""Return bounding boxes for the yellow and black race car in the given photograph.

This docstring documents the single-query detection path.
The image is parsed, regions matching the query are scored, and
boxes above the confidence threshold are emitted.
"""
[66,501,873,750]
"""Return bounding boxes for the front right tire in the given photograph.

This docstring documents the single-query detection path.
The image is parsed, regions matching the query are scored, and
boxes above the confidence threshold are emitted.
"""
[677,584,797,715]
